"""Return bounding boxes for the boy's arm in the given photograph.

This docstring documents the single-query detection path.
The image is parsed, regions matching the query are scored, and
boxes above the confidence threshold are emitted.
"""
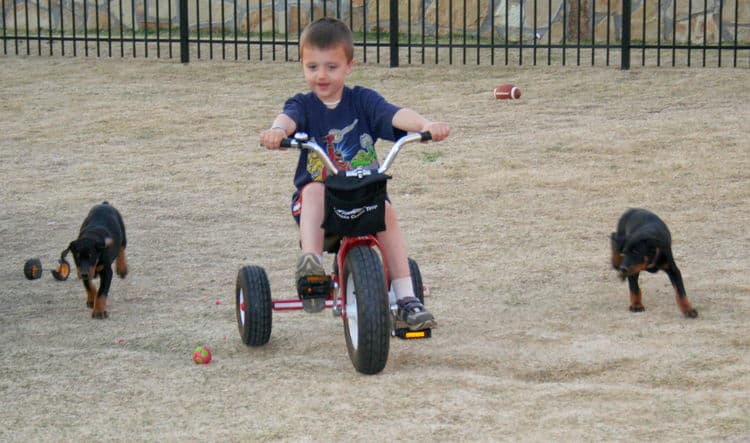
[392,108,450,142]
[260,114,298,150]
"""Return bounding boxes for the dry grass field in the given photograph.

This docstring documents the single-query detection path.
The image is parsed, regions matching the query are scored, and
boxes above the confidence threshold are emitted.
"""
[1,56,748,441]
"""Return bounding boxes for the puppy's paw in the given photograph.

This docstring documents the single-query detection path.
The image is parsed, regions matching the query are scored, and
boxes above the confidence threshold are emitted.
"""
[683,309,698,318]
[91,310,109,319]
[86,301,94,308]
[629,305,645,313]
[117,267,128,279]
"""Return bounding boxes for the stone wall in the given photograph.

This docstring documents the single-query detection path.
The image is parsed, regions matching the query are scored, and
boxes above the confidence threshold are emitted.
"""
[2,0,749,44]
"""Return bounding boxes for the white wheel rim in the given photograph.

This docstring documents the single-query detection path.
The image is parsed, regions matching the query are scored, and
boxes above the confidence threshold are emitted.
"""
[239,288,246,326]
[345,273,358,350]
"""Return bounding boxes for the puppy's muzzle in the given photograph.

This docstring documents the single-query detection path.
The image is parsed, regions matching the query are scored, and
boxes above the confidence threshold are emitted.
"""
[79,262,94,279]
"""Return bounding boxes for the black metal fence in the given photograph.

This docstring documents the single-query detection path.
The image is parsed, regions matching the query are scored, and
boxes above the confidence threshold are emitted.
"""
[1,0,748,68]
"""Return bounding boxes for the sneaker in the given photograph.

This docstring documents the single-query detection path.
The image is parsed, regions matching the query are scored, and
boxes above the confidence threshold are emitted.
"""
[396,296,437,330]
[296,253,327,313]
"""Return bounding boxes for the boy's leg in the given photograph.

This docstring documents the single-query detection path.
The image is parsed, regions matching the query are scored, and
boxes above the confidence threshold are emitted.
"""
[296,182,327,313]
[377,202,436,330]
[299,183,325,254]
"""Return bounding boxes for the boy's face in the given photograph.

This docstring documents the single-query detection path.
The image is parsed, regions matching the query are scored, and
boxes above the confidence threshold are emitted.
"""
[301,44,353,105]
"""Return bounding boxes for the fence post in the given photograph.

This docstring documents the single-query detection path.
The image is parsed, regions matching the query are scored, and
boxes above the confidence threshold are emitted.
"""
[389,0,399,67]
[621,0,631,69]
[180,0,189,63]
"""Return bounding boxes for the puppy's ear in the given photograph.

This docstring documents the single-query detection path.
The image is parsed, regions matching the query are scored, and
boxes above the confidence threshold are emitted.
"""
[68,241,78,254]
[652,247,661,263]
[610,232,623,252]
[643,238,662,262]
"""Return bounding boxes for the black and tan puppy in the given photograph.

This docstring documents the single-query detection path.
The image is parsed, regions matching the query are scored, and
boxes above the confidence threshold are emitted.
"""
[62,202,128,319]
[610,208,697,318]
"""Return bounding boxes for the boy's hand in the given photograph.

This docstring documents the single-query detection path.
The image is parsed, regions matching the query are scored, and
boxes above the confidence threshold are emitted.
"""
[260,127,288,150]
[422,121,450,142]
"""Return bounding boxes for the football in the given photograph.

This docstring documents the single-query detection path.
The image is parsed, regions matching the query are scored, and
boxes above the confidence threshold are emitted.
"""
[494,84,521,100]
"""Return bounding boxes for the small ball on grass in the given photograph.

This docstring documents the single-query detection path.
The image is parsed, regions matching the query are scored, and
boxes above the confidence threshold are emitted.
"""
[52,259,71,281]
[192,346,212,364]
[24,258,43,280]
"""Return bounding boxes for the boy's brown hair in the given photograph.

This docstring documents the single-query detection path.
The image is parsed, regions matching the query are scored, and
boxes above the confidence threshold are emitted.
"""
[299,17,354,61]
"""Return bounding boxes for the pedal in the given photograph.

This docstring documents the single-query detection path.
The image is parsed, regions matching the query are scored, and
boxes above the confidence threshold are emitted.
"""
[394,328,431,340]
[296,275,331,300]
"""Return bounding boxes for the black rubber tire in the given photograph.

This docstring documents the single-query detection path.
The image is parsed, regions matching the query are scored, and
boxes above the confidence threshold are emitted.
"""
[343,246,390,375]
[236,265,272,347]
[408,258,424,304]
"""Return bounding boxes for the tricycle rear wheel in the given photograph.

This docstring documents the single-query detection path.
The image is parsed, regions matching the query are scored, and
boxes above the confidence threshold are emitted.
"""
[408,257,424,304]
[236,265,272,347]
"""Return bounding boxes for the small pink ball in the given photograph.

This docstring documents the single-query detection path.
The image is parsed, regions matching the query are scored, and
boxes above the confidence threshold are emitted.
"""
[192,346,212,364]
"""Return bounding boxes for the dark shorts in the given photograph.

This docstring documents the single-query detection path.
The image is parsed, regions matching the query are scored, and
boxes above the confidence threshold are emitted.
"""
[290,184,312,225]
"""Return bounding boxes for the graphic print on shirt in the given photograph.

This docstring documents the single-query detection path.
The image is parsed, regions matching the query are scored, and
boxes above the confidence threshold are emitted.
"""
[306,118,378,181]
[350,134,376,169]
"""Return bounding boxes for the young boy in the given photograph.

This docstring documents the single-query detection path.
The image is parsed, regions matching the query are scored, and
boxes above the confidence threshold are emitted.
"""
[259,17,450,329]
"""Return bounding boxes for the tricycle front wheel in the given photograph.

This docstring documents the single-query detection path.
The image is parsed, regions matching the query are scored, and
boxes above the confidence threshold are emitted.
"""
[343,246,390,375]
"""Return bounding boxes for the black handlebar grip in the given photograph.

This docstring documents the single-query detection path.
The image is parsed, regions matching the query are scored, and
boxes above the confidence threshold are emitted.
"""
[280,138,293,148]
[420,131,432,141]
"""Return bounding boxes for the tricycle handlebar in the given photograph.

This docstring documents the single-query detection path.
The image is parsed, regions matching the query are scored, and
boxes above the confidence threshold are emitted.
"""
[280,131,432,176]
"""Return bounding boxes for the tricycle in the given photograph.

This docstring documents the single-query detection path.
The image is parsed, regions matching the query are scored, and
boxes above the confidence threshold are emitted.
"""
[236,131,433,374]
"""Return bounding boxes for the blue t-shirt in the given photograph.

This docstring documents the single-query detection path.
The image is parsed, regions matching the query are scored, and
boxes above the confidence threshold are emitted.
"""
[283,86,405,192]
